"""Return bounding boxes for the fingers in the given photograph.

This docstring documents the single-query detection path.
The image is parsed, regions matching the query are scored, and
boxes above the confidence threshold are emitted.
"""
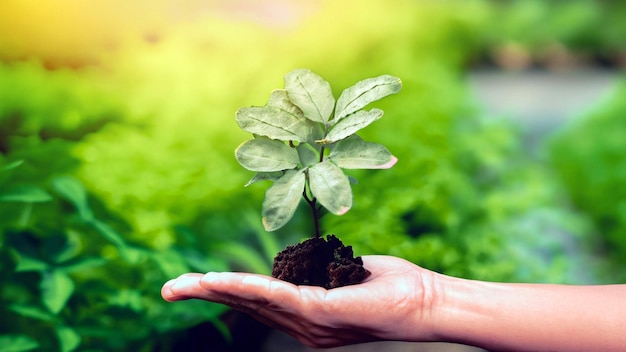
[161,272,319,337]
[197,271,329,330]
[199,272,302,306]
[161,271,305,309]
[160,269,394,348]
[161,273,206,302]
[361,255,417,273]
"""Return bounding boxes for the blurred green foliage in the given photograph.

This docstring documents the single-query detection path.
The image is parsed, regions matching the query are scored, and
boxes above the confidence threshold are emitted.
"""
[549,81,626,282]
[475,0,626,69]
[1,0,625,350]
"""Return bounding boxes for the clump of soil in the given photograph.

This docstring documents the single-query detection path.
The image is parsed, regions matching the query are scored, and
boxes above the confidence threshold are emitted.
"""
[271,234,370,289]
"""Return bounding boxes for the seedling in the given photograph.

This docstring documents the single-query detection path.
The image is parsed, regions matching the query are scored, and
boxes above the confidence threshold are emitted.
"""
[235,68,401,237]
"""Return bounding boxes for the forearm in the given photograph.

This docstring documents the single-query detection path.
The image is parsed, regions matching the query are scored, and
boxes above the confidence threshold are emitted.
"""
[430,274,626,351]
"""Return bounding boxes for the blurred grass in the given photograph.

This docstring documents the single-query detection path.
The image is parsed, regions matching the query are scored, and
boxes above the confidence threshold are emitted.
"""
[1,0,626,350]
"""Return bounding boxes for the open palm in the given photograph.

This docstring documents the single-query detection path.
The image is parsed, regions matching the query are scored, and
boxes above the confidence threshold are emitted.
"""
[162,255,435,348]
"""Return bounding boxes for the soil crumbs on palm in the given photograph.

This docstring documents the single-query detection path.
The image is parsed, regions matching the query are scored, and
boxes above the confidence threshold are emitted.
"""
[271,234,370,289]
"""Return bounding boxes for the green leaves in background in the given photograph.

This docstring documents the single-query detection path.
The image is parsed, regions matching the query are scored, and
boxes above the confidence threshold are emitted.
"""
[55,326,81,352]
[0,56,236,352]
[0,160,52,203]
[0,185,52,203]
[90,220,128,256]
[549,82,626,279]
[51,176,128,254]
[40,270,74,314]
[51,176,93,222]
[1,160,24,172]
[0,335,39,352]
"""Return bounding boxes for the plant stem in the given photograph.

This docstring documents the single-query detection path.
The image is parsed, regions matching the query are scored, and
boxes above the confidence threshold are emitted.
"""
[303,187,322,238]
[302,142,328,238]
[310,197,321,238]
[308,144,327,238]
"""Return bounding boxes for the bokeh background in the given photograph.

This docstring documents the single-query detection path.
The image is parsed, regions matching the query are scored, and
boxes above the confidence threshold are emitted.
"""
[1,0,625,351]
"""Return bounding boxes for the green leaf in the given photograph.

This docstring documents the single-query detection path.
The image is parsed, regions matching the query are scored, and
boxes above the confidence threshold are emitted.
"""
[182,250,230,273]
[330,135,398,169]
[51,176,93,222]
[284,69,335,124]
[308,161,352,215]
[239,210,282,263]
[262,169,305,231]
[151,249,190,278]
[108,289,144,311]
[90,219,128,253]
[14,253,49,272]
[236,107,316,143]
[41,270,75,314]
[56,326,81,352]
[244,171,284,187]
[334,74,401,122]
[296,143,319,167]
[214,242,272,275]
[58,256,107,273]
[9,304,55,322]
[323,108,384,143]
[0,335,39,352]
[267,89,304,117]
[235,138,300,172]
[265,90,324,142]
[1,160,24,173]
[0,185,52,203]
[52,230,81,264]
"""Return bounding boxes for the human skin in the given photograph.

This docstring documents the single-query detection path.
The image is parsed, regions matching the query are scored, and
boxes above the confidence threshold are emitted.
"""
[161,255,626,351]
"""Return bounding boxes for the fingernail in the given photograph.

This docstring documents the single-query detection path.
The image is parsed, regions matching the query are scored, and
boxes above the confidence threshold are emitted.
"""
[201,272,218,285]
[161,279,178,301]
[171,275,197,291]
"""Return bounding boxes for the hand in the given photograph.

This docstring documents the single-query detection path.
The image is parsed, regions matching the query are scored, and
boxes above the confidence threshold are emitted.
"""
[161,255,437,348]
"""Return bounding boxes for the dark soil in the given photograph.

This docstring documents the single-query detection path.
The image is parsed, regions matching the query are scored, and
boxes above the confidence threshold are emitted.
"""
[271,234,370,289]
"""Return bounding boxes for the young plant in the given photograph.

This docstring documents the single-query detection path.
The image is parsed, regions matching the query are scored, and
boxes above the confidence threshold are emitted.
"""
[235,68,401,237]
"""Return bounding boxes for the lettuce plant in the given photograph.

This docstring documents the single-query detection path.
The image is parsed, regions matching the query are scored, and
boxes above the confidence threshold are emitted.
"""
[235,69,401,237]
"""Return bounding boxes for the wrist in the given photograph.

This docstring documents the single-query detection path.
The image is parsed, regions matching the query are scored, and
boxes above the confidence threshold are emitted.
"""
[428,273,509,349]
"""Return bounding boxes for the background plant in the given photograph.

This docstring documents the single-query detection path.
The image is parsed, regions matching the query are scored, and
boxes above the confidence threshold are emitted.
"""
[549,81,626,282]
